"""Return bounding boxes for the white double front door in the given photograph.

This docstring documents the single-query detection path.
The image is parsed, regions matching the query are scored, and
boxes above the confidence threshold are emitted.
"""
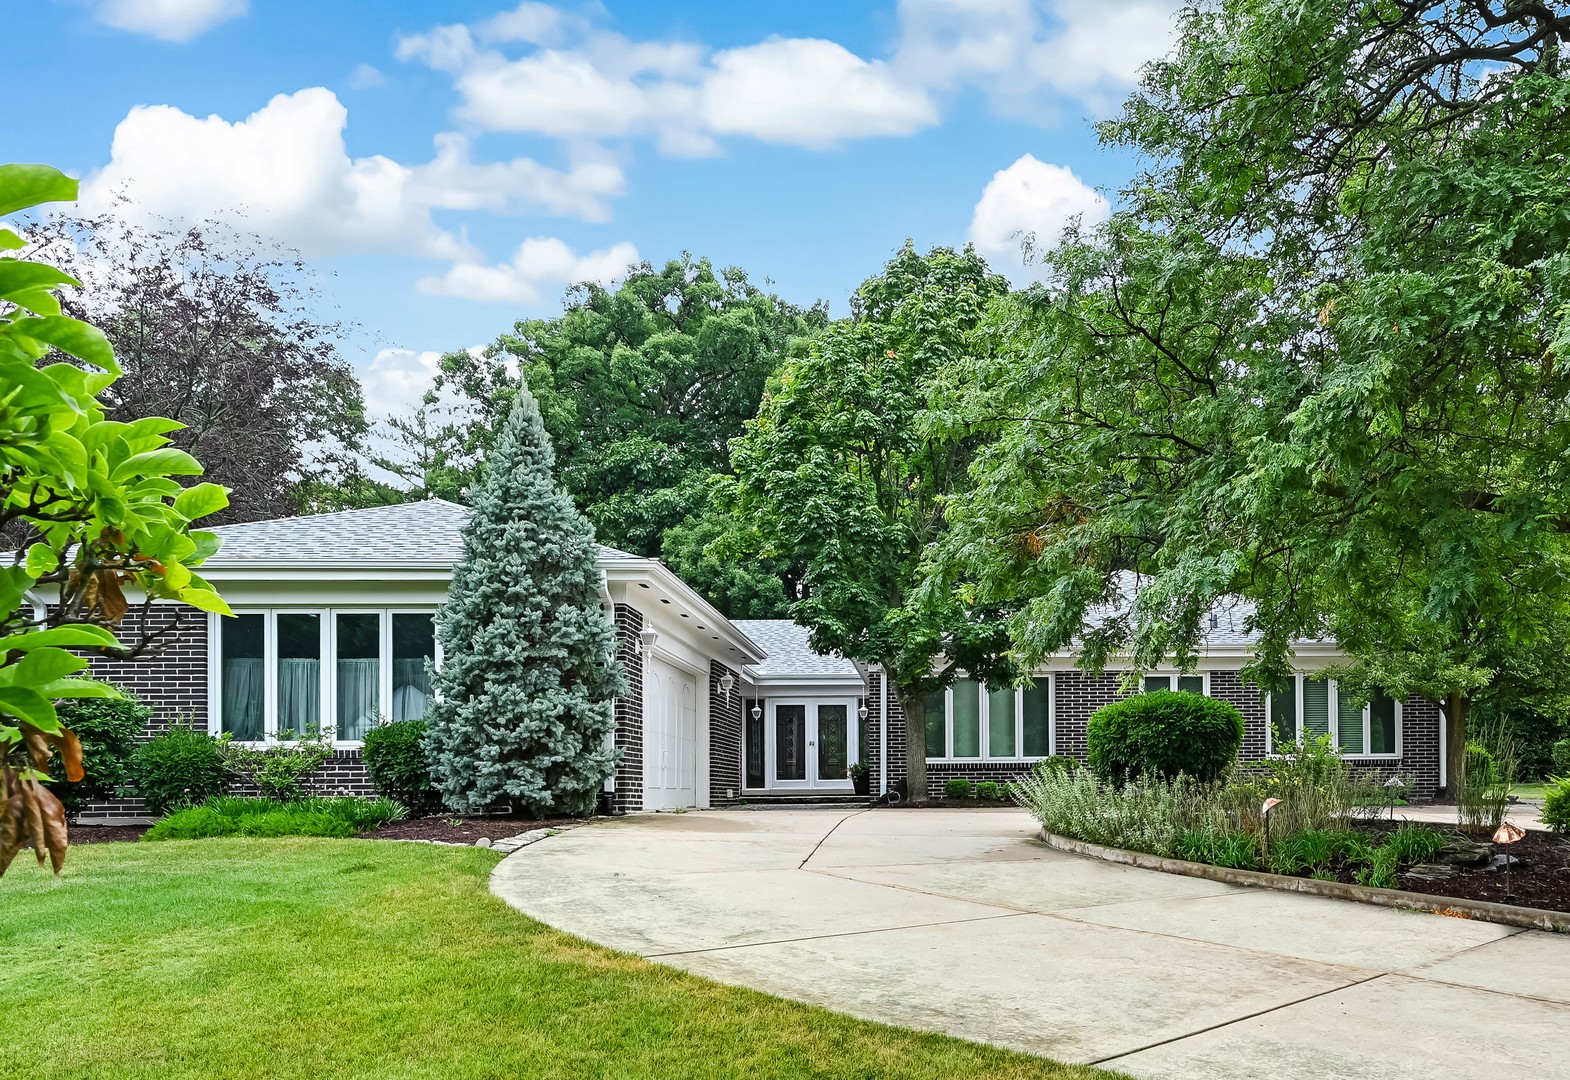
[766,699,856,790]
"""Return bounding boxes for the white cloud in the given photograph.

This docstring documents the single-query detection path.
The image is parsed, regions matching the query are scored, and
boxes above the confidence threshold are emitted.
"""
[80,89,628,258]
[968,154,1108,280]
[417,237,639,306]
[703,39,936,147]
[349,63,386,90]
[95,0,246,42]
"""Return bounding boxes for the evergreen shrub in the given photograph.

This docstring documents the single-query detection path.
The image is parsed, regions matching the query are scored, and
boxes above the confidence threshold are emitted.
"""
[47,687,150,816]
[127,726,229,815]
[1087,690,1243,784]
[363,718,438,813]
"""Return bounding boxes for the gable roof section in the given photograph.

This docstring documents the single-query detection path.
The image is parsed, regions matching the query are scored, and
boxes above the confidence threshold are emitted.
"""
[732,620,861,680]
[203,499,638,569]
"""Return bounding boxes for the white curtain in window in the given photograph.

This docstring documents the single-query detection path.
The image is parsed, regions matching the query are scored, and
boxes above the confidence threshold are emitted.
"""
[392,659,430,722]
[337,658,380,741]
[222,658,265,741]
[277,658,321,736]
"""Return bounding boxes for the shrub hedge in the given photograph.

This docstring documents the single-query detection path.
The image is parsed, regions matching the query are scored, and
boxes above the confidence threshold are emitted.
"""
[363,718,439,813]
[1087,690,1244,784]
[127,727,230,816]
[47,688,150,816]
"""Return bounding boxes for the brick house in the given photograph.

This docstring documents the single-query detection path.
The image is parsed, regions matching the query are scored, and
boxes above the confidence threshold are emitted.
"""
[85,500,1446,816]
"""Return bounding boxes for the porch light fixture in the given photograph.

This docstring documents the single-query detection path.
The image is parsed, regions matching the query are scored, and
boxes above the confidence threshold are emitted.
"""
[637,629,658,655]
[718,673,735,701]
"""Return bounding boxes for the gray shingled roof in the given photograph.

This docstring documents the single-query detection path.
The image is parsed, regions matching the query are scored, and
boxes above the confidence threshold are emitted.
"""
[732,620,862,679]
[203,499,639,567]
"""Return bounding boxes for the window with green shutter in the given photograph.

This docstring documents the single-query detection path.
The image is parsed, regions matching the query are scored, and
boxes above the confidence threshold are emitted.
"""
[1022,683,1050,757]
[924,688,946,759]
[1302,679,1330,739]
[952,679,981,758]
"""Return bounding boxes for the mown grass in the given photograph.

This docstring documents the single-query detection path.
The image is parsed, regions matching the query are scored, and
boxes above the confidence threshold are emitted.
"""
[0,839,1120,1080]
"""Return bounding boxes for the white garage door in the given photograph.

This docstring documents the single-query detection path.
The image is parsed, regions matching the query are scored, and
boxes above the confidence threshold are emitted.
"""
[642,656,697,810]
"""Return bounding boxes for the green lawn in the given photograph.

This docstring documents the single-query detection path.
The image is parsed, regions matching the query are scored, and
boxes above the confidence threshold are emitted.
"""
[0,839,1118,1080]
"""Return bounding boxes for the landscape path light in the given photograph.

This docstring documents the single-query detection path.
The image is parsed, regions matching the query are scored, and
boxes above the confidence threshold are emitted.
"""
[1261,797,1282,858]
[1493,820,1526,902]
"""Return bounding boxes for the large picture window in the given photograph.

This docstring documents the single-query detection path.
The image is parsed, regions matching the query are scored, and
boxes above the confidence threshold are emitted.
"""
[924,677,1052,761]
[1267,676,1401,758]
[213,608,439,744]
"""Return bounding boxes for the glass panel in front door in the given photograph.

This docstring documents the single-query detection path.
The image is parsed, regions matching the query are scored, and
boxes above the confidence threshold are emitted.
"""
[817,704,848,781]
[775,704,806,781]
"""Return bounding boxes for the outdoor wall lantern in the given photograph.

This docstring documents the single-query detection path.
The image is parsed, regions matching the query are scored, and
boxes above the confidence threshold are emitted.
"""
[637,629,658,655]
[718,673,735,701]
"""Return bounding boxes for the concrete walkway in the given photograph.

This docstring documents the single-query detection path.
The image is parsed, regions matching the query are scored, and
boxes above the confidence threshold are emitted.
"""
[490,809,1570,1080]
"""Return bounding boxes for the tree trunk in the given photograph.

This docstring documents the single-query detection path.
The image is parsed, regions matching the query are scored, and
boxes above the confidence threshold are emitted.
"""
[1444,692,1469,800]
[900,687,928,804]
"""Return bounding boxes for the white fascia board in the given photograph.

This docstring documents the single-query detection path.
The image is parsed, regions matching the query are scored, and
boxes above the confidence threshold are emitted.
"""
[603,563,766,665]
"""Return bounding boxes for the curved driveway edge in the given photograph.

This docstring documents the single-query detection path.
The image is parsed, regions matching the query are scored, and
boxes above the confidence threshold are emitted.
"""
[490,808,1570,1080]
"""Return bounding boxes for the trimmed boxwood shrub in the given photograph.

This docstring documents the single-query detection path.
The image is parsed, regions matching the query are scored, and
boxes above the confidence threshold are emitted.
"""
[47,687,151,816]
[1087,690,1244,784]
[363,718,439,813]
[943,778,974,799]
[127,726,230,816]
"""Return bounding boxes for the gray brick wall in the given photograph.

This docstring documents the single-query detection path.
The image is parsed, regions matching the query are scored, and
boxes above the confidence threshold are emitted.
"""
[612,604,644,814]
[708,660,742,805]
[869,666,1444,800]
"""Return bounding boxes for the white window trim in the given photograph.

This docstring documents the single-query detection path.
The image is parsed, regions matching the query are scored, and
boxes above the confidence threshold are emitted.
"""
[210,607,439,750]
[926,676,1054,763]
[1143,671,1211,695]
[1265,676,1403,760]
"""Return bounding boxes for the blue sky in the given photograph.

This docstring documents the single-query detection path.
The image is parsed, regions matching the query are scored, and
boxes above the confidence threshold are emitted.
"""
[8,1,1179,418]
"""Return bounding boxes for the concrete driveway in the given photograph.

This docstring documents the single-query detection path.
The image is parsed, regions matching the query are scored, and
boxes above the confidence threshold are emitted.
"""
[490,809,1570,1079]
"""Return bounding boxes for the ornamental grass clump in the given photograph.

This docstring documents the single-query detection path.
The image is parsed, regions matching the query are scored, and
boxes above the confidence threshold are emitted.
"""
[1012,767,1192,856]
[143,795,405,841]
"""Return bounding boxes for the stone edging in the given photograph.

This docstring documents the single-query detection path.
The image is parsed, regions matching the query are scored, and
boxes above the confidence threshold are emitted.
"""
[1039,829,1570,933]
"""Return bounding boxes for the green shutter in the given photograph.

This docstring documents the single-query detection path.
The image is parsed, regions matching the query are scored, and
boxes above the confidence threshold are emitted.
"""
[1022,683,1050,757]
[1302,679,1330,739]
[988,687,1016,757]
[1370,693,1396,755]
[1270,683,1297,750]
[952,679,981,758]
[924,689,946,759]
[1337,688,1364,755]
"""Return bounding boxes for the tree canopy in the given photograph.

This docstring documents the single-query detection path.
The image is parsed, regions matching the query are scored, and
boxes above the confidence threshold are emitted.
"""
[35,217,368,524]
[732,242,1018,800]
[1,164,230,875]
[925,0,1570,786]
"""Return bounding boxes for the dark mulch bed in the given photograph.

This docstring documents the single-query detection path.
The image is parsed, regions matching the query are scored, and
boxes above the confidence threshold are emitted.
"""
[68,824,150,844]
[1382,828,1570,912]
[360,815,592,844]
[1285,824,1570,914]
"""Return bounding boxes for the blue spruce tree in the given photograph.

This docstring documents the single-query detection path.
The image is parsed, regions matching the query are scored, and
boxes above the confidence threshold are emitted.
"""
[426,388,621,815]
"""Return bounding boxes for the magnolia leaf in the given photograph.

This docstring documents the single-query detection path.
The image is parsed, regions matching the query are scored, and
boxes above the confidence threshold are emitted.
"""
[14,646,86,684]
[0,686,57,729]
[0,164,79,216]
[24,543,59,578]
[0,624,120,653]
[112,447,203,482]
[176,587,233,616]
[174,482,229,521]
